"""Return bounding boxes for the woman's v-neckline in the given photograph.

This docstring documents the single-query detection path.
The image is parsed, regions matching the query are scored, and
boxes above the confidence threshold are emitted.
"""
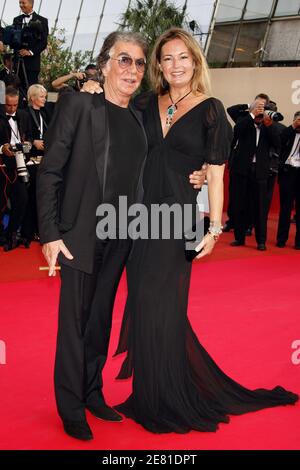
[156,95,213,140]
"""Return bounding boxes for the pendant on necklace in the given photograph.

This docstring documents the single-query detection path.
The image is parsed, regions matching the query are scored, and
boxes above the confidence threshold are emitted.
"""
[166,103,177,128]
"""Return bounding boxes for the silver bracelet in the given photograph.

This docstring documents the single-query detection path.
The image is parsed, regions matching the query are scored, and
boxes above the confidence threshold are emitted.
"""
[208,223,223,236]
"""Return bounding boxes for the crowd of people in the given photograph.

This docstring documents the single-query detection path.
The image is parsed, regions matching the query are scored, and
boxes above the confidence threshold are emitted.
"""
[0,1,101,251]
[225,94,300,251]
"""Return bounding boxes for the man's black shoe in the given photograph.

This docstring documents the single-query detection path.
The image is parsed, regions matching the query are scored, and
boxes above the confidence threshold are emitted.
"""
[3,232,18,252]
[18,237,31,249]
[230,240,245,247]
[63,420,93,441]
[257,244,267,251]
[223,221,232,232]
[294,245,300,250]
[0,229,6,246]
[276,242,286,248]
[87,404,123,422]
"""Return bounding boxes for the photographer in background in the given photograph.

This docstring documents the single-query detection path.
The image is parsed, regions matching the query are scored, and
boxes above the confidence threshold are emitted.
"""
[228,96,281,250]
[12,0,48,91]
[52,64,100,92]
[0,53,21,88]
[224,94,271,234]
[227,94,275,123]
[0,86,32,251]
[276,111,300,249]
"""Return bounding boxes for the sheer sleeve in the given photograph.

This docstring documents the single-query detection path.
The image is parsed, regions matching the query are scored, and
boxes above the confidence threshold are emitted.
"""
[204,98,233,165]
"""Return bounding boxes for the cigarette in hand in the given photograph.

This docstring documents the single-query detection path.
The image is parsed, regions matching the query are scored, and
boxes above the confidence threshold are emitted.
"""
[39,266,61,271]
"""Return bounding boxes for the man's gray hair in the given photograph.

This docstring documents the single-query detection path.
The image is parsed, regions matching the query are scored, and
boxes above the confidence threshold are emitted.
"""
[97,31,148,84]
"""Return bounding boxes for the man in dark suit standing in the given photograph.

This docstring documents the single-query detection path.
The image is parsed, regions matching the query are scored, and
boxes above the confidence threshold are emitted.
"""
[37,31,149,441]
[224,93,270,233]
[0,86,32,251]
[0,54,21,88]
[13,0,48,90]
[276,111,300,249]
[229,97,281,250]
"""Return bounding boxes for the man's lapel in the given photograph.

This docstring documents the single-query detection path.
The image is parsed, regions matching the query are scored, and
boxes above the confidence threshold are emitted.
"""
[0,111,13,142]
[129,102,148,152]
[128,102,148,204]
[90,93,110,201]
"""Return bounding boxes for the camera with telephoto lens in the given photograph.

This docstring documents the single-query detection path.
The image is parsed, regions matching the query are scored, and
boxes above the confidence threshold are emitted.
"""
[263,105,284,122]
[10,143,31,183]
[3,20,43,51]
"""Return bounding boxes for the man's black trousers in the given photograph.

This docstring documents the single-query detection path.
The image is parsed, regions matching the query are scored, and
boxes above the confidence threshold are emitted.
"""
[54,238,132,422]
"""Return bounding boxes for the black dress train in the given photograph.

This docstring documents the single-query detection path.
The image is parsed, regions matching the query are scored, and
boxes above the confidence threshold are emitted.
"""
[114,93,298,434]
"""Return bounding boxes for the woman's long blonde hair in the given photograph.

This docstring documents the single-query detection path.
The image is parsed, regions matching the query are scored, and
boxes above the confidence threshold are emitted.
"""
[149,27,211,96]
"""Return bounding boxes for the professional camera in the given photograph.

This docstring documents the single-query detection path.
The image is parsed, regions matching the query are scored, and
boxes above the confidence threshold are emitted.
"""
[10,142,31,154]
[10,143,31,183]
[263,105,284,122]
[76,70,101,89]
[3,20,43,51]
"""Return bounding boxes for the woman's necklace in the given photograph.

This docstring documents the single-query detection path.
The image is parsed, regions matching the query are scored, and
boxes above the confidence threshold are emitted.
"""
[166,89,192,128]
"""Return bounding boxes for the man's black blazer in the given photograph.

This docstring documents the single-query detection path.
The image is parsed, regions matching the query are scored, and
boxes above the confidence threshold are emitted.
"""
[278,125,299,171]
[37,93,148,274]
[229,113,281,179]
[227,104,249,124]
[13,12,48,72]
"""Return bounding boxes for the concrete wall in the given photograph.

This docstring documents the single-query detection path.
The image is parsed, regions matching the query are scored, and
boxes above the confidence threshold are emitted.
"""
[210,67,300,126]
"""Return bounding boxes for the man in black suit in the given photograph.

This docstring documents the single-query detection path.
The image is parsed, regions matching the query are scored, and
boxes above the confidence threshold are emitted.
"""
[224,93,270,233]
[276,111,300,249]
[0,54,21,88]
[229,97,281,250]
[0,86,32,251]
[12,0,48,90]
[37,31,149,441]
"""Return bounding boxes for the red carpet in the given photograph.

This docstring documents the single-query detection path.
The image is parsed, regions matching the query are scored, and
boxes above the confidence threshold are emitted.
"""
[0,216,299,450]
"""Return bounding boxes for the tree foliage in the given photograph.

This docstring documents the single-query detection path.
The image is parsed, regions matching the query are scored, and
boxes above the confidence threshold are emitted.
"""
[120,0,188,51]
[119,0,188,91]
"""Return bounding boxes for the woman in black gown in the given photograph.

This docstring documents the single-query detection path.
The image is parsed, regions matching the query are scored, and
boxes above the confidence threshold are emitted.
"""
[115,28,298,434]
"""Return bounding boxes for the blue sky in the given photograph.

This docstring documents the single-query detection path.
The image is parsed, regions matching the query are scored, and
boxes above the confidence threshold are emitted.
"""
[0,0,215,52]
